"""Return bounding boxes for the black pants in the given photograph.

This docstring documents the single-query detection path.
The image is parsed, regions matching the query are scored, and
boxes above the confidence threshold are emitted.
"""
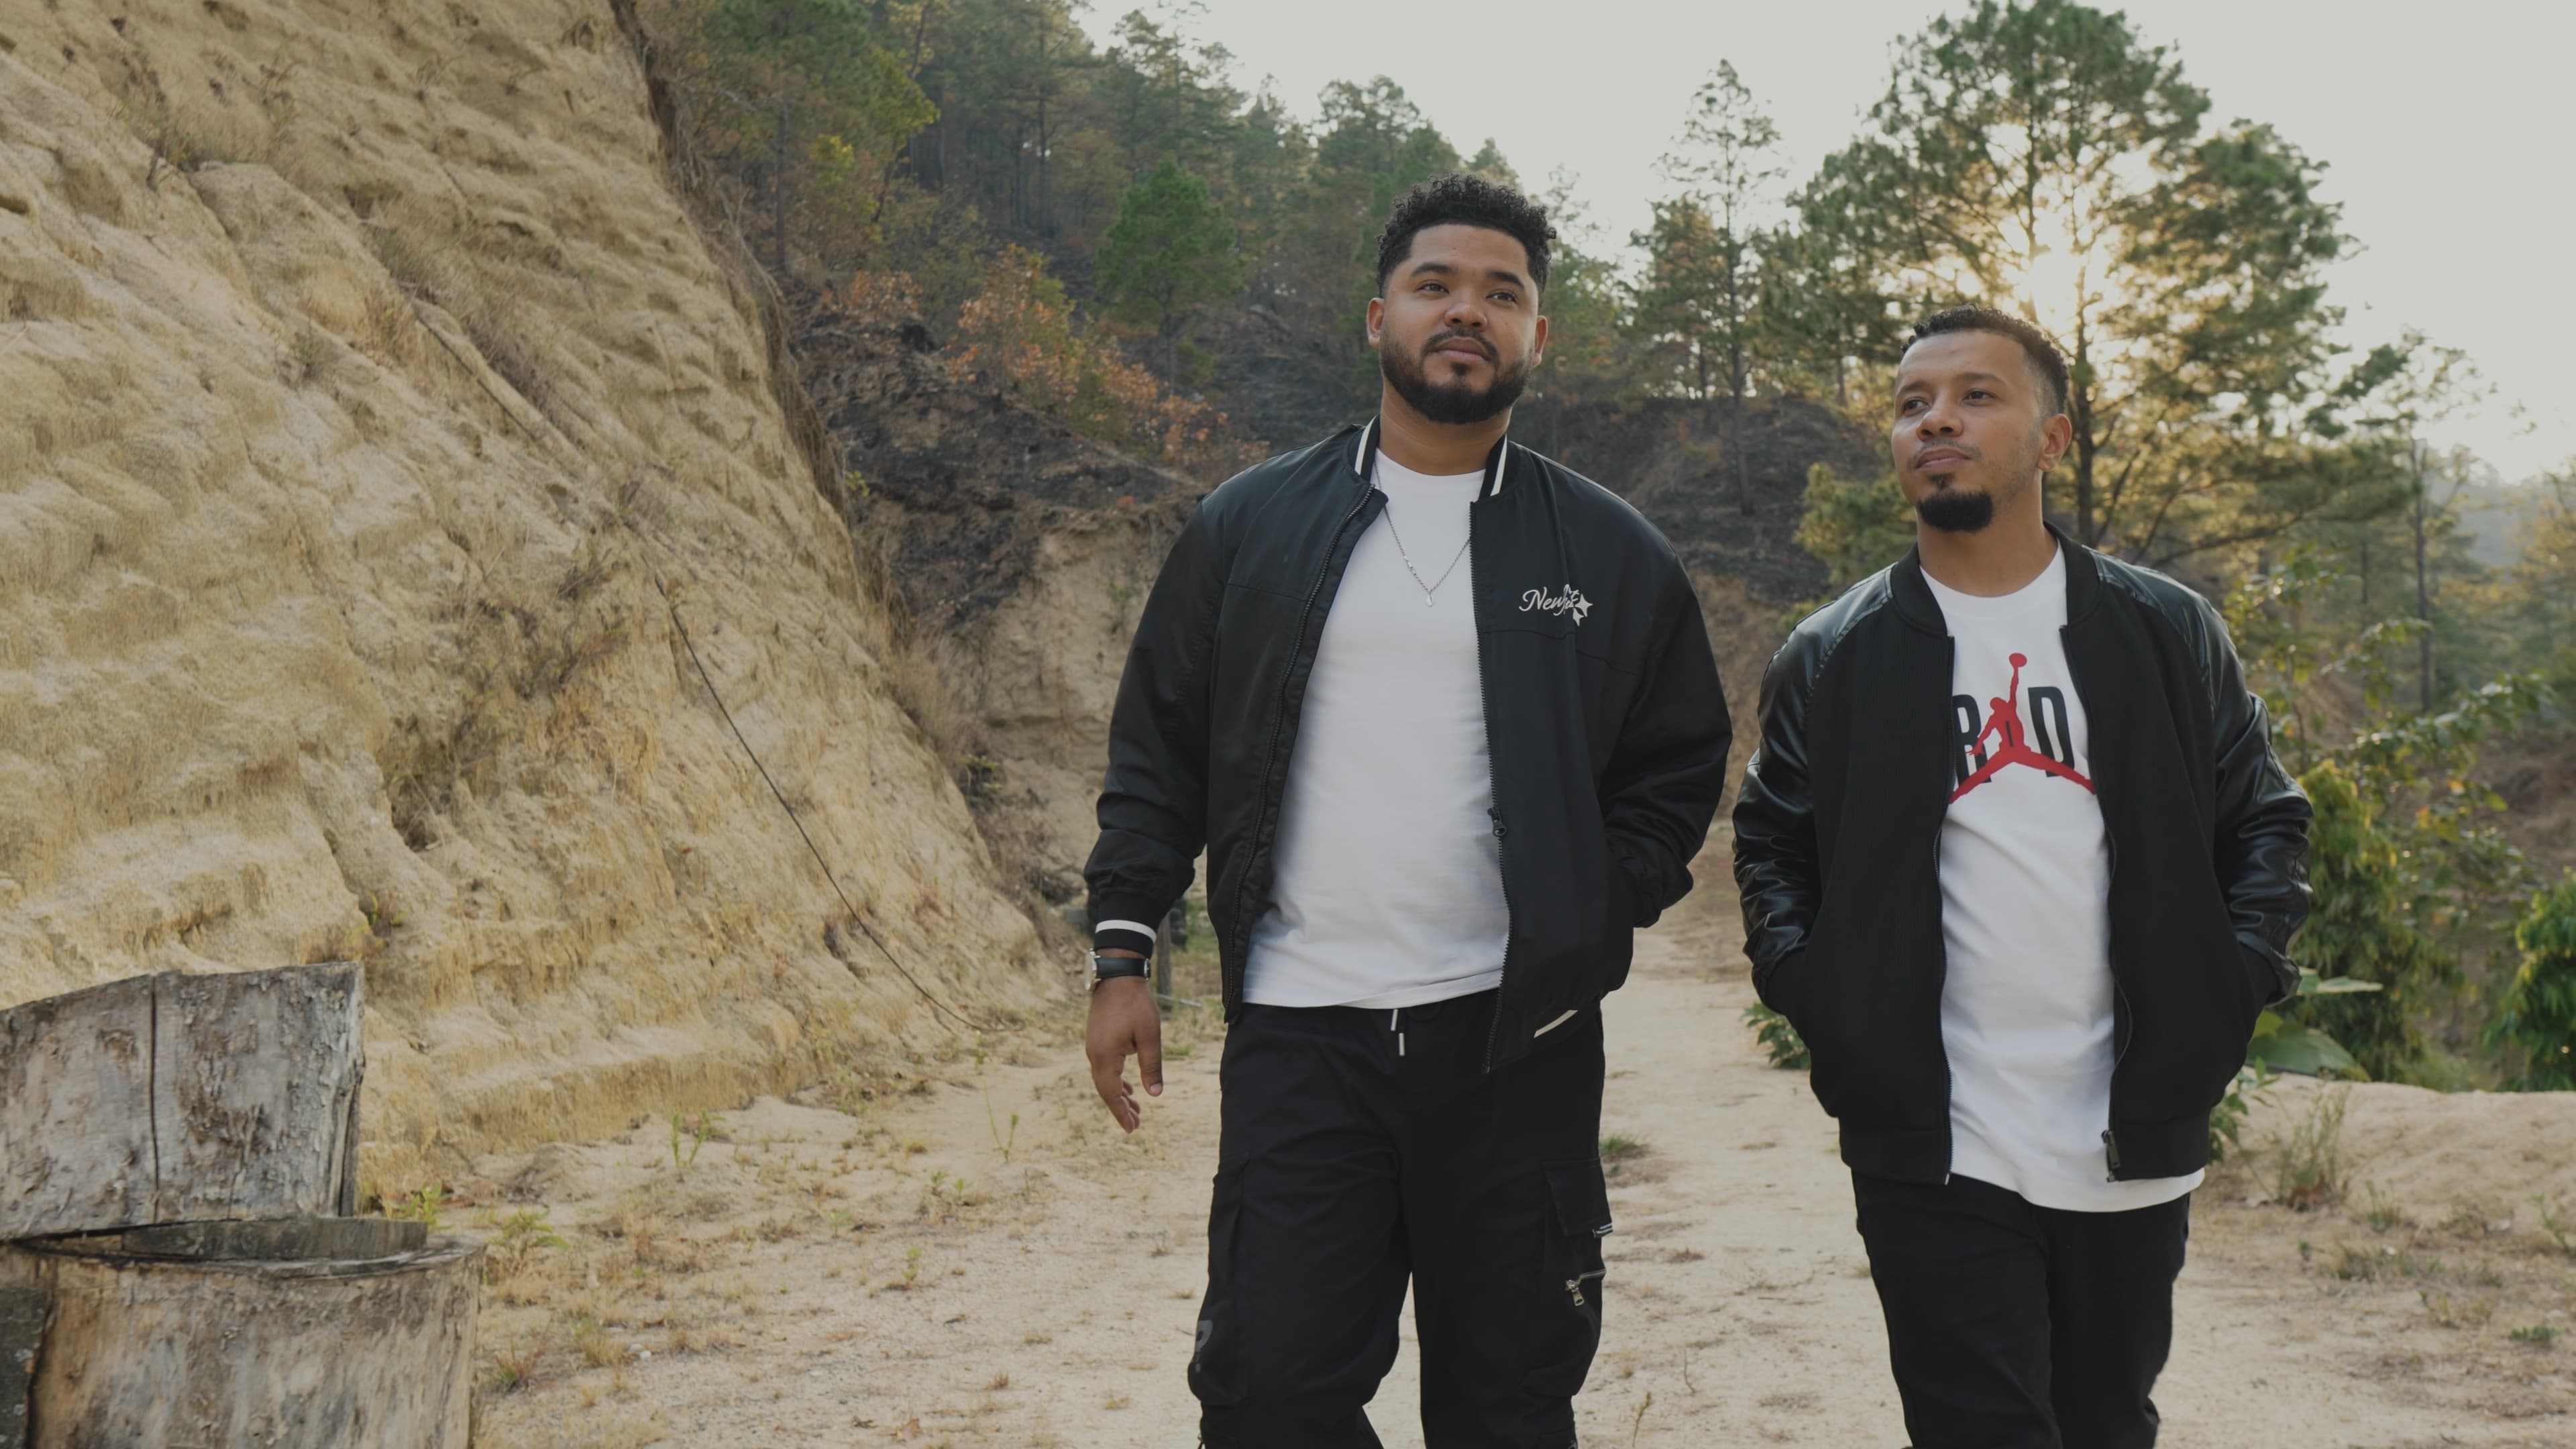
[1191,991,1610,1448]
[1851,1171,2192,1449]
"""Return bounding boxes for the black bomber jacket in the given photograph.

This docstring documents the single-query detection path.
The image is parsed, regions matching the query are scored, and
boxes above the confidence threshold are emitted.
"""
[1084,419,1732,1068]
[1731,532,2312,1184]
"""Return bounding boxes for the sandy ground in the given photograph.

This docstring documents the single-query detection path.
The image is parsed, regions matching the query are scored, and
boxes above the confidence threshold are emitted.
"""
[466,888,2576,1447]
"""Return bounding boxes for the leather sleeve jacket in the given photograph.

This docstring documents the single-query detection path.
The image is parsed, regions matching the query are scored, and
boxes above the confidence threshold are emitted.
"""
[1730,534,2310,1183]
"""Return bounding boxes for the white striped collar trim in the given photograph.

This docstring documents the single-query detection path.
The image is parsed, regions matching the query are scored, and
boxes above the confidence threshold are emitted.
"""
[1351,417,1513,498]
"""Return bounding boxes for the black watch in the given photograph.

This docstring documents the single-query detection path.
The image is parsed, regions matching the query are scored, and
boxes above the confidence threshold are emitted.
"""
[1087,952,1151,993]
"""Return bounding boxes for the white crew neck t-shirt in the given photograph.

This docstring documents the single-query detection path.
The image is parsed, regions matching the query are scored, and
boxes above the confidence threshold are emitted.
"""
[1928,550,2202,1212]
[1243,453,1509,1010]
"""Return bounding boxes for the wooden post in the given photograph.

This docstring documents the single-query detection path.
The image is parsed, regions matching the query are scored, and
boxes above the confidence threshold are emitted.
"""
[0,1237,480,1449]
[0,965,363,1240]
[0,1285,40,1449]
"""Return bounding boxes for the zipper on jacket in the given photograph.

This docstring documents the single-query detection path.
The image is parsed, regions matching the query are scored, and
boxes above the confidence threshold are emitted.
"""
[2104,828,2134,1181]
[1565,1268,1606,1307]
[1468,494,1519,1071]
[1931,635,1956,1181]
[1224,484,1377,989]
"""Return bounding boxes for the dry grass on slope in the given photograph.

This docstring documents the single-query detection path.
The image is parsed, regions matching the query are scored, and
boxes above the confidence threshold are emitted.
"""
[0,0,1056,1191]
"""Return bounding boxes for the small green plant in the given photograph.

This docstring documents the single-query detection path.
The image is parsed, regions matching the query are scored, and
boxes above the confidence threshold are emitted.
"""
[669,1110,722,1171]
[568,1311,621,1368]
[2509,1324,2561,1346]
[898,1244,923,1289]
[384,1184,446,1234]
[2536,1195,2576,1258]
[1742,1004,1808,1070]
[2361,1181,2406,1233]
[2209,1063,2277,1163]
[2271,1087,2350,1211]
[985,1091,1020,1165]
[2492,876,2576,1089]
[1600,1134,1650,1179]
[486,1347,538,1394]
[486,1208,566,1281]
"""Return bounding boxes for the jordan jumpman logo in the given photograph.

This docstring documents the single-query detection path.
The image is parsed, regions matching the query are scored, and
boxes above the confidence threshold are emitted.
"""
[1949,652,2094,802]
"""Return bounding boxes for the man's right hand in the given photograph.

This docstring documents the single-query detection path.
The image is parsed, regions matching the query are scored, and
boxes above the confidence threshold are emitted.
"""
[1085,973,1163,1133]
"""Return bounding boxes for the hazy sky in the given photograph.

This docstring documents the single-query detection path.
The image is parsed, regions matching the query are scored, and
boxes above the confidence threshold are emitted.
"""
[1182,0,2571,482]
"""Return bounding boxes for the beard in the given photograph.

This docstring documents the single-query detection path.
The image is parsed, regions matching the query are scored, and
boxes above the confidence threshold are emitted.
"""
[1915,486,1998,533]
[1383,333,1529,426]
[1913,430,2045,533]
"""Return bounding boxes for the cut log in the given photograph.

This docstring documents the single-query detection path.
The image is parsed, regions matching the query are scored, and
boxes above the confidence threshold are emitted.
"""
[1,1285,40,1449]
[0,965,362,1240]
[0,1237,479,1449]
[48,1218,426,1263]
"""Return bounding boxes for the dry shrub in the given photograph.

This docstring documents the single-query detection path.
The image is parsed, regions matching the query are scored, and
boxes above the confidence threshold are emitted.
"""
[368,223,561,427]
[912,252,1252,476]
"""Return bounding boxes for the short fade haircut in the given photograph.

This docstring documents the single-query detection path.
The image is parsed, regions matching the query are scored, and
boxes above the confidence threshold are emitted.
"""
[1907,305,2071,417]
[1374,173,1556,295]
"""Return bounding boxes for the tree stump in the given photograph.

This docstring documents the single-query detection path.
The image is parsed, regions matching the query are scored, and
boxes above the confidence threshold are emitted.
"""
[0,965,362,1239]
[0,1237,480,1449]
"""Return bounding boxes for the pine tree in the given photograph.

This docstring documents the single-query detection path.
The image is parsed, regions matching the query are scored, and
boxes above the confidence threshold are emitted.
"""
[1096,158,1242,378]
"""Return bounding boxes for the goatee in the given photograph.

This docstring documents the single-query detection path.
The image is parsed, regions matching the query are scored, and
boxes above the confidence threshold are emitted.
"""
[1916,487,1997,533]
[1384,337,1528,426]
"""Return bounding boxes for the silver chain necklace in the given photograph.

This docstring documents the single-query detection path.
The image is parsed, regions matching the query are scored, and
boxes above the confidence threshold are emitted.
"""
[1379,502,1472,608]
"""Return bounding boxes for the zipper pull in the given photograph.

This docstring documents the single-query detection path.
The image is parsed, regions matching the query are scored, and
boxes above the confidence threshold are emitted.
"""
[1489,808,1507,841]
[2100,1128,2123,1177]
[1566,1269,1605,1307]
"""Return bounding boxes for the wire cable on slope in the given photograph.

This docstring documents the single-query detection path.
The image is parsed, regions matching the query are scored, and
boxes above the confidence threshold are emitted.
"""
[398,288,991,1037]
[643,571,992,1037]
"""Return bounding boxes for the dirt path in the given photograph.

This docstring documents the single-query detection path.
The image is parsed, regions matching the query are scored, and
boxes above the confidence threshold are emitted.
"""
[470,889,2575,1447]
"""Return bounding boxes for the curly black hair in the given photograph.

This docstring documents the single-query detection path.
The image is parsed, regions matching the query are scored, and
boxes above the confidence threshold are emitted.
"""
[1907,305,2071,416]
[1374,173,1556,294]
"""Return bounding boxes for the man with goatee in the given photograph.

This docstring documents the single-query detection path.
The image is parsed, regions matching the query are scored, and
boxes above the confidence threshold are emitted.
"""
[1733,305,2312,1448]
[1080,173,1731,1446]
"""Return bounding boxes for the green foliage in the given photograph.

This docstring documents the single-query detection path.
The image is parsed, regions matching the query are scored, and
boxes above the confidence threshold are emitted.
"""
[1741,1004,1809,1070]
[2208,1063,2277,1163]
[2491,876,2576,1090]
[1782,0,2418,566]
[1095,158,1241,372]
[384,1183,447,1234]
[485,1207,568,1283]
[2279,760,2455,1079]
[661,0,937,272]
[1790,464,1913,615]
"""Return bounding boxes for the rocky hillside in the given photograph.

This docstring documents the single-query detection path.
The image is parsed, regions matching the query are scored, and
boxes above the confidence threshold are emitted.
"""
[0,0,1045,1190]
[796,290,1201,902]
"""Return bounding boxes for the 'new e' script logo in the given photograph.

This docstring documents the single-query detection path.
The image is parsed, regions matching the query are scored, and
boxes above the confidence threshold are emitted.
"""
[1519,584,1592,625]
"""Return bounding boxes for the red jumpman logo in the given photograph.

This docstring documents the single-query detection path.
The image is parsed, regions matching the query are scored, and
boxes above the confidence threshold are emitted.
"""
[1949,652,2094,802]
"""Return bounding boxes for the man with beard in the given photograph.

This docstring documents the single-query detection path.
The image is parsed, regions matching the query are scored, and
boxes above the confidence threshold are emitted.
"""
[1081,173,1729,1446]
[1731,307,2312,1448]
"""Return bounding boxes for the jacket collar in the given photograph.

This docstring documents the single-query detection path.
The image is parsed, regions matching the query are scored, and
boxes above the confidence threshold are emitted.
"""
[1890,522,2101,633]
[1350,416,1515,500]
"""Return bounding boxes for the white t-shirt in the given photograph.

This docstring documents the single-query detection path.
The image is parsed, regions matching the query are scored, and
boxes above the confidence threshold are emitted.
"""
[1243,454,1509,1009]
[1928,551,2202,1212]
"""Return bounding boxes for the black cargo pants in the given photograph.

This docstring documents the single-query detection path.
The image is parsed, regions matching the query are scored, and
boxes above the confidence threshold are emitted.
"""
[1191,990,1611,1448]
[1852,1171,2192,1449]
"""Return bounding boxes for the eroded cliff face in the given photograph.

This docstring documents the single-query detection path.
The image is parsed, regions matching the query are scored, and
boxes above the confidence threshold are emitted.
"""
[0,0,1044,1187]
[796,296,1201,900]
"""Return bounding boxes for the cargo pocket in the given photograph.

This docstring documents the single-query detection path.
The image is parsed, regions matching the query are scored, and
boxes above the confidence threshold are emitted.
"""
[1521,1157,1612,1397]
[1187,1162,1246,1411]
